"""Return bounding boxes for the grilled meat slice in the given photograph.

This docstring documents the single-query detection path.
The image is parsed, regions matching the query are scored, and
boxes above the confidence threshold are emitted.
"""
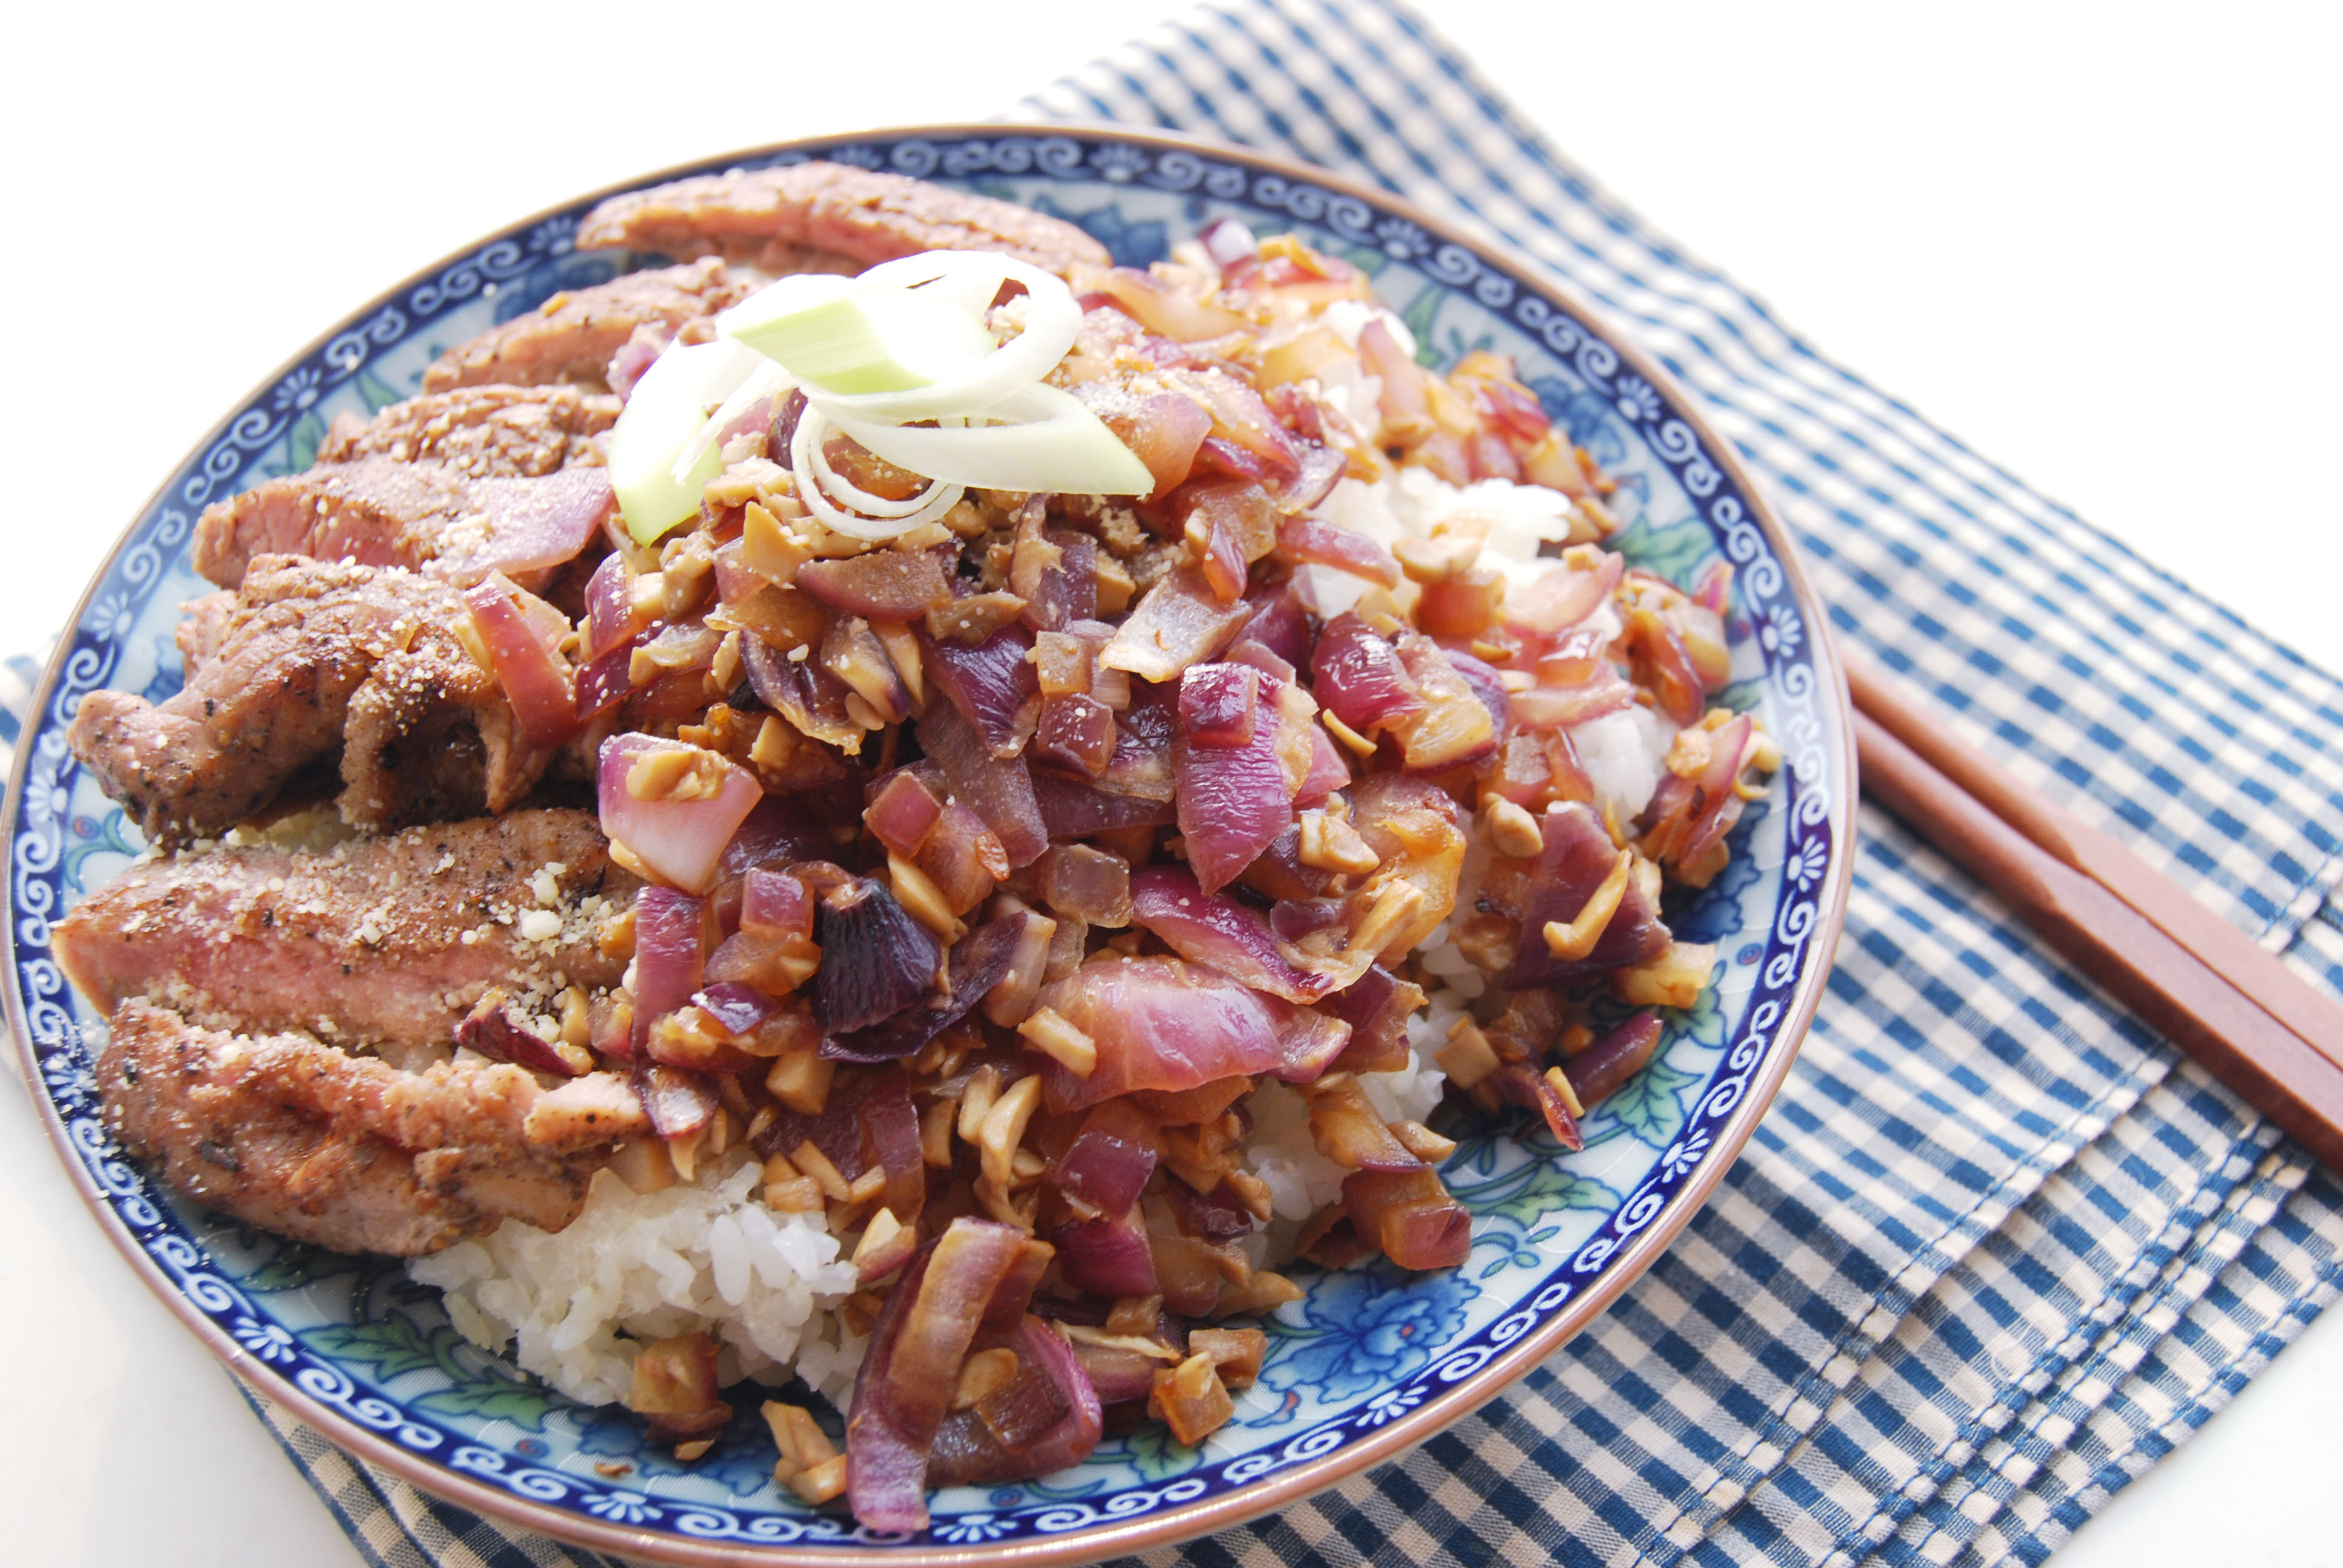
[191,456,615,592]
[577,161,1113,278]
[68,557,550,838]
[317,384,620,479]
[99,998,646,1255]
[421,257,756,393]
[175,590,238,681]
[54,809,629,1047]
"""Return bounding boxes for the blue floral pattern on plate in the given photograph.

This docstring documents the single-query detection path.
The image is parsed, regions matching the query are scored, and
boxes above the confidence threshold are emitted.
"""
[3,127,1851,1559]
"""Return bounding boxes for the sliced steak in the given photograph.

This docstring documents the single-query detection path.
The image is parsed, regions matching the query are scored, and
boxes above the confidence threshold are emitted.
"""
[318,384,621,479]
[68,557,549,838]
[577,161,1113,278]
[421,257,756,393]
[99,998,646,1255]
[54,809,629,1047]
[175,590,238,681]
[191,457,615,592]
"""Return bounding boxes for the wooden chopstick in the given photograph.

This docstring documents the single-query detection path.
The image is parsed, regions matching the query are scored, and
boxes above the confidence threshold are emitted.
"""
[1847,653,2343,1171]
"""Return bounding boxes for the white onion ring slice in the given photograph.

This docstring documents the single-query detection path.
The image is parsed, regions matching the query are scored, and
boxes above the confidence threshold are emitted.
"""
[825,385,1156,494]
[791,403,965,540]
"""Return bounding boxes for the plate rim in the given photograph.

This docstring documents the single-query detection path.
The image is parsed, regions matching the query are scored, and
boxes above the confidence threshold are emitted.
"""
[2,118,1856,1567]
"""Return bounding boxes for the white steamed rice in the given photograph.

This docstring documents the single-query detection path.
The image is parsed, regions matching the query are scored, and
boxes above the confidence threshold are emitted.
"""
[410,1158,865,1409]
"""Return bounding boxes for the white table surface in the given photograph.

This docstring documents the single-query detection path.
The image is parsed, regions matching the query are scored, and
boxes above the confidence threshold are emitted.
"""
[3,2,2338,1560]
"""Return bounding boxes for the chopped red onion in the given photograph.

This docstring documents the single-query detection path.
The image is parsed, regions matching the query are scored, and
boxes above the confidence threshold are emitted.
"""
[1320,964,1427,1075]
[1510,665,1637,731]
[811,877,942,1036]
[1343,1167,1472,1270]
[1129,866,1333,1003]
[1178,663,1260,748]
[454,996,588,1078]
[1050,1098,1160,1215]
[917,700,1047,869]
[1096,391,1214,499]
[864,769,945,859]
[1225,638,1297,687]
[1030,771,1177,838]
[1237,579,1312,670]
[1099,564,1254,684]
[1310,612,1424,734]
[596,733,764,895]
[797,550,951,622]
[464,577,577,750]
[450,467,615,583]
[1567,1013,1666,1107]
[582,551,646,660]
[1032,693,1116,776]
[630,886,707,1048]
[689,981,779,1037]
[1173,711,1292,895]
[1052,1204,1160,1299]
[1492,1061,1584,1152]
[1163,1174,1255,1244]
[859,1069,926,1222]
[1033,956,1348,1111]
[925,625,1040,760]
[1670,713,1754,871]
[824,909,1026,1062]
[1274,514,1401,588]
[846,1219,1035,1534]
[1504,802,1672,989]
[1507,554,1624,636]
[923,1315,1103,1489]
[737,867,813,941]
[572,637,640,725]
[1034,844,1134,929]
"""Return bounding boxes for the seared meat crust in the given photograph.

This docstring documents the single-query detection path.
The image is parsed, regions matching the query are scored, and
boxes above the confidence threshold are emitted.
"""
[68,557,548,839]
[54,809,631,1047]
[318,384,620,479]
[191,457,617,592]
[100,999,647,1255]
[421,258,756,394]
[576,161,1112,278]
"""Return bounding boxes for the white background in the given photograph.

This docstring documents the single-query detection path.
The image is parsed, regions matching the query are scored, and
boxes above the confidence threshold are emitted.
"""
[1,2,2337,1563]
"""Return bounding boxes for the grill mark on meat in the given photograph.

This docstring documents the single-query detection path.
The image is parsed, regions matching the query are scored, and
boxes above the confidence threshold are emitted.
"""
[68,557,550,839]
[318,385,621,479]
[421,258,758,394]
[577,161,1112,279]
[191,457,617,592]
[100,999,647,1256]
[54,809,632,1047]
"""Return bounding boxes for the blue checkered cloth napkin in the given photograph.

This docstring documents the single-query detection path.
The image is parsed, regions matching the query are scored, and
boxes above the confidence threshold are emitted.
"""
[65,2,2343,1564]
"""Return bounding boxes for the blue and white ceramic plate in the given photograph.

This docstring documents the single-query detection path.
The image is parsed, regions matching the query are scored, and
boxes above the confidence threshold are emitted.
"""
[4,126,1853,1566]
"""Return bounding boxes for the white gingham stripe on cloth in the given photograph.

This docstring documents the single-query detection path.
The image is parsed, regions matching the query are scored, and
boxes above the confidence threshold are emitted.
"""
[25,2,2343,1564]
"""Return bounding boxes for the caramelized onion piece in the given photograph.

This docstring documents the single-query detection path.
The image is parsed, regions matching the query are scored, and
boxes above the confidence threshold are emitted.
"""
[811,877,942,1034]
[1050,1098,1161,1215]
[1033,956,1349,1111]
[845,1219,1034,1533]
[1503,802,1670,989]
[1342,1166,1472,1270]
[1129,866,1333,1003]
[923,1315,1103,1489]
[1565,1012,1666,1107]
